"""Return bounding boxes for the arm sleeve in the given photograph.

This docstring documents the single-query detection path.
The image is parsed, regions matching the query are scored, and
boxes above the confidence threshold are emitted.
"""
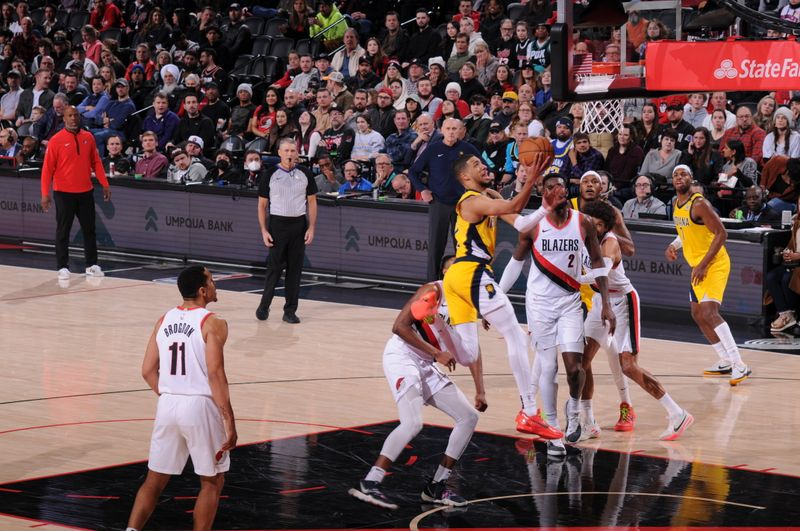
[513,206,548,233]
[498,257,524,293]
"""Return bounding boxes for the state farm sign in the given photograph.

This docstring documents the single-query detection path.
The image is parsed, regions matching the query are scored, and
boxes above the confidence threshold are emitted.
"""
[646,40,800,91]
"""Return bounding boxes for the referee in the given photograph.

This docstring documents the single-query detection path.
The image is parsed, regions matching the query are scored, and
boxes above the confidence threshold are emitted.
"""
[256,138,318,324]
[408,118,480,281]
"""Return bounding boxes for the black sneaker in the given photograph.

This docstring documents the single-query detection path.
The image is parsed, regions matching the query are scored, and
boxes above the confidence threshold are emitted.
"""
[255,306,269,321]
[348,480,398,510]
[420,480,468,506]
[282,312,300,324]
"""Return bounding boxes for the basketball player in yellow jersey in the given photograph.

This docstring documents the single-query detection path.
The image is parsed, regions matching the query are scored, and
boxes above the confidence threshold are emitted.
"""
[444,151,563,439]
[666,165,752,386]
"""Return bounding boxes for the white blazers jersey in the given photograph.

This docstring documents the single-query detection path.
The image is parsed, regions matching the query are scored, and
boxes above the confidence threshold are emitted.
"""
[593,232,634,295]
[156,307,214,397]
[529,209,586,298]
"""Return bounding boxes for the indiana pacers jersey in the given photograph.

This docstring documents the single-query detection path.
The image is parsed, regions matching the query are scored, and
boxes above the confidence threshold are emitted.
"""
[672,193,729,268]
[155,307,214,396]
[529,209,586,299]
[453,190,497,262]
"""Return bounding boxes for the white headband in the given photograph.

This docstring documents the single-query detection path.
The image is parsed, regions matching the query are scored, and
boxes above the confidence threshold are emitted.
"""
[580,171,601,182]
[672,164,693,176]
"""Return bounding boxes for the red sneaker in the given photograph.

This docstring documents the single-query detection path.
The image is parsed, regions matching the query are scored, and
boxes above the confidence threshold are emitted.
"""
[614,402,636,432]
[515,410,563,439]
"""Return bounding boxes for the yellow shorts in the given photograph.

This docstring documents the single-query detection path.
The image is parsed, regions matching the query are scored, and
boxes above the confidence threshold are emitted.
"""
[443,260,508,325]
[580,283,594,313]
[689,255,730,304]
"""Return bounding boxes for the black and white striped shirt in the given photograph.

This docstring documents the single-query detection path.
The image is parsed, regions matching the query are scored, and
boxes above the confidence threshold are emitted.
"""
[258,164,318,218]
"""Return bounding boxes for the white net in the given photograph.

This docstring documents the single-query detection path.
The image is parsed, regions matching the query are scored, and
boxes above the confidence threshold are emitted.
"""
[579,96,624,135]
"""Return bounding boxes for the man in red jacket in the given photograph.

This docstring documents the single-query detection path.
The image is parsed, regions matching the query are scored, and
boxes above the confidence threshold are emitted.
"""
[41,106,111,280]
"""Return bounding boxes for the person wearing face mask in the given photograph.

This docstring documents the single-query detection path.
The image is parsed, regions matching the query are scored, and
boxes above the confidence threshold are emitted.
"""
[210,149,239,185]
[242,149,267,189]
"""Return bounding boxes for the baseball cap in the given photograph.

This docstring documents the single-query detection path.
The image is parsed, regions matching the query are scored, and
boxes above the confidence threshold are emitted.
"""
[387,59,401,70]
[666,95,687,110]
[187,135,204,149]
[406,94,421,104]
[131,64,145,74]
[489,122,502,133]
[204,81,219,91]
[378,87,394,98]
[428,56,446,70]
[358,56,371,65]
[229,3,242,10]
[556,117,573,129]
[315,52,330,61]
[502,91,518,102]
[114,78,129,87]
[6,69,20,78]
[323,71,345,83]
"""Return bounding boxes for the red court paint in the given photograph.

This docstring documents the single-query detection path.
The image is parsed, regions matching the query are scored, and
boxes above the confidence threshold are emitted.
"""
[279,486,326,495]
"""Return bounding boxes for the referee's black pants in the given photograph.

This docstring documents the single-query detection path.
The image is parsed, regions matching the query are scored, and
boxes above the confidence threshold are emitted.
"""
[259,215,307,315]
[427,200,457,281]
[53,190,98,271]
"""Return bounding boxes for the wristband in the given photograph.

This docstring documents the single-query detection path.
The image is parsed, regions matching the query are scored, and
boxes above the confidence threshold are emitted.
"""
[671,236,682,249]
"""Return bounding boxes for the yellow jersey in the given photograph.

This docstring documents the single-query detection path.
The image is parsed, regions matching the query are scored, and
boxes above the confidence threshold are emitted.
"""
[673,193,729,267]
[454,190,497,262]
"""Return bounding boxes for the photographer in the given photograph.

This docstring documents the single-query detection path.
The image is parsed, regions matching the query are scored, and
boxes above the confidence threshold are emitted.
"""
[767,196,800,332]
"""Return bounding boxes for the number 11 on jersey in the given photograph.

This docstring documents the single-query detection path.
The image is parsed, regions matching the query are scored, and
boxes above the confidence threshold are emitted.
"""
[169,342,186,376]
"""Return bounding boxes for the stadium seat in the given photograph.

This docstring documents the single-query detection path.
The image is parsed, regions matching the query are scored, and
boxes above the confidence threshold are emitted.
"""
[244,17,266,36]
[269,37,294,59]
[55,9,69,26]
[68,10,89,29]
[232,54,254,75]
[264,18,287,37]
[100,28,121,42]
[251,35,272,56]
[30,7,44,25]
[507,3,525,22]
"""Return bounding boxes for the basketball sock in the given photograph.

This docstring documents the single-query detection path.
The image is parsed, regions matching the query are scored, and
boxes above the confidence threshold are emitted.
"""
[537,346,559,424]
[658,393,683,418]
[483,304,536,414]
[711,342,729,362]
[580,399,595,425]
[568,397,580,417]
[605,348,631,404]
[714,322,743,364]
[365,466,386,483]
[433,465,452,482]
[126,528,138,531]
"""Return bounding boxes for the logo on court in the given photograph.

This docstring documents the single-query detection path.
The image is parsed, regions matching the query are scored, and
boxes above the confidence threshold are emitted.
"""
[714,59,738,80]
[145,207,158,232]
[344,225,359,252]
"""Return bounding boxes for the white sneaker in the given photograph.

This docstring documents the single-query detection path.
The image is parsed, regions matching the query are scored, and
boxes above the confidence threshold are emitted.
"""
[703,360,732,376]
[546,438,566,457]
[85,265,104,277]
[57,267,70,280]
[579,421,602,441]
[659,410,694,441]
[729,363,752,386]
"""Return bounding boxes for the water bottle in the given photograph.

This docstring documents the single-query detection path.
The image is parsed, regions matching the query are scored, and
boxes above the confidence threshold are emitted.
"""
[372,186,379,200]
[109,162,115,177]
[782,210,792,228]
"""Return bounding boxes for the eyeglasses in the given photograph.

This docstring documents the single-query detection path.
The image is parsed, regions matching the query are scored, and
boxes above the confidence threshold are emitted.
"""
[635,182,651,188]
[376,162,392,166]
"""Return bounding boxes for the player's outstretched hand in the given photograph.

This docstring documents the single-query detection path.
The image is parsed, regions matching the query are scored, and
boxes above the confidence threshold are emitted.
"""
[521,152,554,186]
[474,392,488,412]
[434,349,456,371]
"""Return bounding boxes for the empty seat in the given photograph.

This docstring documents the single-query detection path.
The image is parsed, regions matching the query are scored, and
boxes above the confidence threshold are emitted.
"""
[251,35,272,56]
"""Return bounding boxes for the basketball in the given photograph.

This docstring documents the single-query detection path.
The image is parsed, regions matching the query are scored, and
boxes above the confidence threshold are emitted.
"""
[518,137,554,166]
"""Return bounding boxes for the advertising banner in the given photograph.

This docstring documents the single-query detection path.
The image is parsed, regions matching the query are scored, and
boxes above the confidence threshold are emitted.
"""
[645,40,800,92]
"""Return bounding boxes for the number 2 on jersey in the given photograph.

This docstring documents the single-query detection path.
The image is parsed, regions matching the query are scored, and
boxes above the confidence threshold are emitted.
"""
[169,342,186,376]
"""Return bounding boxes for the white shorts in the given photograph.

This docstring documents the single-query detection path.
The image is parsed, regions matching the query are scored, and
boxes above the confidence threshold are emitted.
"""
[584,289,641,355]
[527,293,585,352]
[148,393,230,477]
[383,335,451,403]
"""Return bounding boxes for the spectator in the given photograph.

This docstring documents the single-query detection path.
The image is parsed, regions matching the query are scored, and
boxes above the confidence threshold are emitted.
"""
[453,0,481,31]
[140,92,178,152]
[338,159,373,194]
[309,0,347,51]
[314,152,343,193]
[249,88,280,141]
[625,9,648,49]
[569,132,605,190]
[91,78,136,156]
[754,95,777,132]
[325,71,354,112]
[481,0,506,46]
[501,121,530,186]
[761,156,800,213]
[129,64,154,110]
[720,105,766,166]
[61,71,88,106]
[604,124,644,201]
[415,76,442,117]
[297,110,322,160]
[199,48,227,92]
[0,68,22,122]
[457,17,482,56]
[103,134,128,173]
[167,148,207,184]
[719,138,757,190]
[708,109,728,149]
[702,91,736,131]
[512,22,532,71]
[637,102,660,154]
[221,4,252,60]
[80,25,102,66]
[203,26,232,71]
[32,92,68,145]
[40,105,110,279]
[255,138,318,324]
[500,162,538,209]
[16,135,41,165]
[730,185,780,223]
[474,42,499,90]
[766,201,800,332]
[681,127,724,186]
[209,149,240,185]
[282,0,312,40]
[171,93,215,154]
[331,28,364,78]
[434,83,469,122]
[408,118,479,280]
[241,149,268,189]
[492,90,518,131]
[312,87,335,133]
[135,131,169,179]
[403,8,440,66]
[683,93,708,129]
[38,5,65,39]
[640,129,681,181]
[482,122,510,185]
[288,54,317,95]
[378,11,408,59]
[367,87,397,137]
[382,110,417,171]
[447,33,472,75]
[185,136,214,170]
[493,18,516,66]
[409,112,441,162]
[391,172,421,199]
[546,116,575,177]
[529,22,551,70]
[225,83,255,140]
[16,69,54,129]
[125,44,156,81]
[69,44,98,83]
[364,36,389,78]
[90,0,123,32]
[463,94,491,148]
[319,107,353,163]
[267,108,300,155]
[347,56,380,92]
[351,114,385,161]
[372,153,398,193]
[763,107,800,160]
[0,126,19,157]
[658,97,695,152]
[10,16,37,63]
[622,175,667,219]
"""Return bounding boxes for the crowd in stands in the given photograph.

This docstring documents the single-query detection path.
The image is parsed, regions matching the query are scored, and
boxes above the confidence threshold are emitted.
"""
[0,0,798,213]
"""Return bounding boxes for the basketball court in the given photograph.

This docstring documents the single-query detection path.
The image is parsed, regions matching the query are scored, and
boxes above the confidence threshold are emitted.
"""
[0,253,799,530]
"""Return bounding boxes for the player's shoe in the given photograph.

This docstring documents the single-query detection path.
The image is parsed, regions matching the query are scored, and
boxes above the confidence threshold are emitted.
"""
[703,360,732,375]
[771,311,796,332]
[564,401,582,443]
[57,267,70,280]
[546,438,566,458]
[729,363,752,386]
[579,420,602,441]
[421,480,468,507]
[516,410,563,439]
[85,265,104,277]
[659,410,694,441]
[614,402,636,432]
[348,480,398,510]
